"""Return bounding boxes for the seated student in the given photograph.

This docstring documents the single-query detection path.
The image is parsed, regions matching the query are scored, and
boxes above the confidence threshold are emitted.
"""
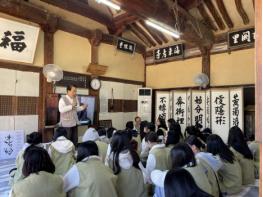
[145,132,170,183]
[48,127,75,176]
[64,141,118,197]
[12,132,43,184]
[167,119,183,141]
[248,135,260,179]
[150,143,212,197]
[228,126,255,185]
[108,131,147,197]
[152,168,212,197]
[11,146,65,197]
[201,128,212,143]
[140,122,155,163]
[184,125,200,139]
[97,126,110,144]
[134,116,141,132]
[156,117,168,134]
[139,120,148,141]
[82,127,108,162]
[156,129,165,143]
[126,121,141,153]
[207,134,242,195]
[186,135,223,197]
[106,127,116,142]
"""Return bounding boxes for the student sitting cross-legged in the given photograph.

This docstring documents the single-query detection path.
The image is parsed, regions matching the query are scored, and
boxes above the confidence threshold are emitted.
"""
[63,141,118,197]
[48,127,75,176]
[10,146,66,197]
[107,131,147,197]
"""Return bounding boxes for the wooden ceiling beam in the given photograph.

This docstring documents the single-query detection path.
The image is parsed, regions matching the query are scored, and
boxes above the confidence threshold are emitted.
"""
[114,15,139,28]
[39,0,114,28]
[216,0,234,28]
[139,20,163,45]
[132,23,157,47]
[204,0,226,30]
[155,31,169,44]
[197,4,218,31]
[114,0,214,49]
[177,0,202,10]
[235,0,250,24]
[128,25,152,48]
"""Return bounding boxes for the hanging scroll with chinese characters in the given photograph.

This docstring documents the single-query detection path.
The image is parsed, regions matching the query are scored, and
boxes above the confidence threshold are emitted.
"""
[205,90,211,129]
[0,17,40,63]
[155,91,170,122]
[211,89,230,142]
[173,91,187,133]
[192,91,206,128]
[230,88,243,130]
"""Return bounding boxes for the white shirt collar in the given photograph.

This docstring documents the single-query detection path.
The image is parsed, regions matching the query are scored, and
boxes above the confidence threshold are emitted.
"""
[82,155,102,162]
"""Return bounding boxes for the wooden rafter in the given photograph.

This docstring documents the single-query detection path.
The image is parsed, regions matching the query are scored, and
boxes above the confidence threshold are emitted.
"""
[197,4,218,31]
[139,20,163,45]
[178,0,202,10]
[235,0,250,24]
[114,15,138,28]
[39,0,114,27]
[132,23,157,47]
[128,25,152,48]
[204,0,226,30]
[216,0,233,28]
[155,31,169,44]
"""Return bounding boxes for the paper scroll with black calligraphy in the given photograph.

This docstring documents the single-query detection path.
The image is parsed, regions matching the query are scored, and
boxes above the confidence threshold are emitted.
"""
[192,91,206,128]
[211,89,230,142]
[155,91,170,122]
[205,90,211,129]
[0,130,24,160]
[0,17,40,64]
[173,91,187,132]
[230,88,243,130]
[186,90,192,126]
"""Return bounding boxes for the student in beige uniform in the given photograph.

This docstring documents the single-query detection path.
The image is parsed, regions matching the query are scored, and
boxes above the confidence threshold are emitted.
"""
[11,132,43,185]
[10,146,65,197]
[48,127,75,176]
[248,139,260,178]
[151,142,212,197]
[186,135,223,197]
[82,127,108,162]
[108,131,147,197]
[207,134,242,195]
[228,126,255,185]
[63,141,118,197]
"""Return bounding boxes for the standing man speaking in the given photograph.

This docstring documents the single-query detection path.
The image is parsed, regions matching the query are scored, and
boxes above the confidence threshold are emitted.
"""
[59,85,87,145]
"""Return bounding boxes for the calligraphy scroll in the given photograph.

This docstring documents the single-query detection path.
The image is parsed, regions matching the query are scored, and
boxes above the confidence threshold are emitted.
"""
[0,17,40,64]
[186,90,192,126]
[155,91,170,122]
[230,88,244,130]
[0,130,24,160]
[173,91,187,133]
[211,89,230,142]
[192,91,206,128]
[205,90,211,129]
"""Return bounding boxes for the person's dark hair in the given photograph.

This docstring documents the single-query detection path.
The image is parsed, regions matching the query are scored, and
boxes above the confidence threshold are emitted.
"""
[26,132,42,145]
[53,127,67,141]
[207,134,235,163]
[66,84,77,92]
[145,122,156,132]
[156,129,164,137]
[164,169,212,197]
[22,146,55,177]
[107,127,116,139]
[97,127,106,137]
[185,135,206,150]
[170,142,196,169]
[166,131,180,147]
[201,128,212,143]
[168,119,183,139]
[126,121,134,130]
[184,126,200,138]
[110,131,130,174]
[76,141,99,162]
[157,117,168,130]
[139,120,148,140]
[146,131,160,143]
[228,126,253,160]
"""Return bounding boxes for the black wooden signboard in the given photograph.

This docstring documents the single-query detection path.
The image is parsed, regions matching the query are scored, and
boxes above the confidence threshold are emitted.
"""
[154,43,184,61]
[117,38,136,54]
[56,71,89,88]
[228,28,255,49]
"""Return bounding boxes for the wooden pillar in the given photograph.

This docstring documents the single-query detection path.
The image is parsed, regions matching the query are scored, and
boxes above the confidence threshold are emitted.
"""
[201,47,211,87]
[255,0,261,196]
[39,25,56,141]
